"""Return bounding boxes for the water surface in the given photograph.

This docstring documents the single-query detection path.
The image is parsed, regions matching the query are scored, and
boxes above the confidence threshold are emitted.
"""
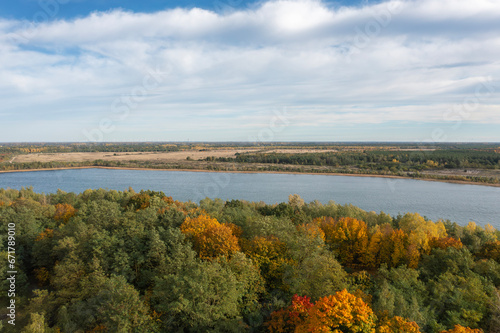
[1,168,499,227]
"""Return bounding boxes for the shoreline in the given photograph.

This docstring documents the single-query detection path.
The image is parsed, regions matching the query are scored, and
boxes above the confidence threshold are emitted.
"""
[1,166,499,188]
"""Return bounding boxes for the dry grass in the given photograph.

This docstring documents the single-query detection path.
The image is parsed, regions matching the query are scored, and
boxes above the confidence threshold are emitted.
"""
[12,148,338,163]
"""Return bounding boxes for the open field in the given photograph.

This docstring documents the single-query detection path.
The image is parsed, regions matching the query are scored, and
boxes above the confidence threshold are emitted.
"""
[12,149,253,163]
[11,148,340,163]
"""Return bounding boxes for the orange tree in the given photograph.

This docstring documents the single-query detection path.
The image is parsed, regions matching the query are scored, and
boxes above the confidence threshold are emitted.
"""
[440,325,483,333]
[180,214,240,260]
[267,290,376,333]
[429,237,463,250]
[53,203,77,223]
[266,294,314,332]
[267,290,423,333]
[299,289,377,333]
[297,221,325,243]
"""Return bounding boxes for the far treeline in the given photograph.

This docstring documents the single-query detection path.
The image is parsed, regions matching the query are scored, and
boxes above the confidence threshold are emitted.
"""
[1,188,500,332]
[224,149,500,170]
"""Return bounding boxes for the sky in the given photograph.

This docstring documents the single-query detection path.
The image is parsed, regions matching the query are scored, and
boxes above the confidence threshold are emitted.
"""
[0,0,499,142]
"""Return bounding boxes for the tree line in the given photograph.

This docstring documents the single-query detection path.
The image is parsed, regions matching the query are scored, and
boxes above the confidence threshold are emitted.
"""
[221,149,500,171]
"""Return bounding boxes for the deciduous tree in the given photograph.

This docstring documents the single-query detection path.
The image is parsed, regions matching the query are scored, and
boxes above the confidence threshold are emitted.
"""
[440,325,483,333]
[319,217,369,267]
[298,289,376,333]
[53,203,77,223]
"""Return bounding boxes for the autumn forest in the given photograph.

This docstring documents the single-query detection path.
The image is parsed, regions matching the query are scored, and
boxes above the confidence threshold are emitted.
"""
[1,187,499,332]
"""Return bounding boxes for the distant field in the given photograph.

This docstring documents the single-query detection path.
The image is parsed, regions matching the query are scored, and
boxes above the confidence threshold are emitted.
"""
[12,149,250,163]
[11,148,340,163]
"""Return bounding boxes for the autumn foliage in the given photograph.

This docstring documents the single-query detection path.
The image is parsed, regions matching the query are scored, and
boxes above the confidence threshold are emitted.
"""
[53,203,77,222]
[319,217,369,267]
[428,237,463,250]
[267,290,418,333]
[267,294,314,332]
[2,188,497,333]
[313,213,461,270]
[36,228,54,241]
[439,325,484,333]
[301,289,377,333]
[126,193,151,211]
[377,315,421,333]
[478,241,500,262]
[241,236,294,289]
[34,267,50,286]
[181,214,220,238]
[180,214,240,259]
[298,221,326,242]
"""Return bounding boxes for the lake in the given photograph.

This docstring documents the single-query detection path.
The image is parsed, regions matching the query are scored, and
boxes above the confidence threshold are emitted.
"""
[1,168,499,228]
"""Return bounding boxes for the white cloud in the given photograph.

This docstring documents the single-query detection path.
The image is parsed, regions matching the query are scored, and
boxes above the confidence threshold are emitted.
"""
[1,0,500,141]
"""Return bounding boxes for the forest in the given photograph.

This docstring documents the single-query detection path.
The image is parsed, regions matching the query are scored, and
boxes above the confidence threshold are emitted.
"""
[225,149,500,170]
[1,188,499,332]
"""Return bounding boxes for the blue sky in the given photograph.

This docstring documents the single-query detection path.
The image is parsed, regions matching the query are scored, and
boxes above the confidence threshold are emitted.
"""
[0,0,499,142]
[0,0,366,20]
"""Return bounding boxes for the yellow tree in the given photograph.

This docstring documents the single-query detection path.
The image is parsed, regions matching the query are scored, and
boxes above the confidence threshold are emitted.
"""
[399,213,447,254]
[377,316,421,333]
[193,224,240,260]
[241,236,293,290]
[375,224,396,266]
[180,214,220,238]
[406,243,420,269]
[363,229,384,268]
[180,214,240,259]
[390,229,408,267]
[440,325,483,333]
[319,217,369,267]
[369,224,419,268]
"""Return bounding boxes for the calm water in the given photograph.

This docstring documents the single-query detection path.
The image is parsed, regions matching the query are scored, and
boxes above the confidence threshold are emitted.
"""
[1,168,499,228]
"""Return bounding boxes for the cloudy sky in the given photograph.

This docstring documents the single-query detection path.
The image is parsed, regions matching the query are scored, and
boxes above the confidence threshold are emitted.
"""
[1,0,499,142]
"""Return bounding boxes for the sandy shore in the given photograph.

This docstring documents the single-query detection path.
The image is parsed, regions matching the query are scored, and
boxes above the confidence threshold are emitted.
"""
[1,166,499,188]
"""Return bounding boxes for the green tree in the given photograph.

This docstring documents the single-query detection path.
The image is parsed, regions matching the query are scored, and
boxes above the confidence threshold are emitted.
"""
[152,257,244,332]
